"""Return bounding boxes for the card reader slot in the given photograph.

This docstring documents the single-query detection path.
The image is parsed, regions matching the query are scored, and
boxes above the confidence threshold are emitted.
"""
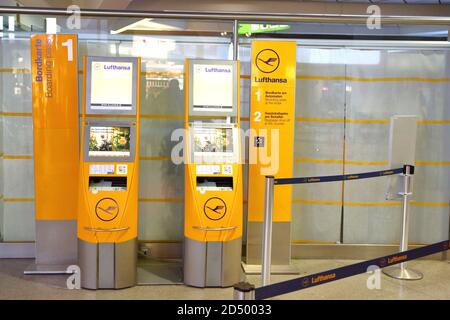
[196,176,233,191]
[89,176,127,192]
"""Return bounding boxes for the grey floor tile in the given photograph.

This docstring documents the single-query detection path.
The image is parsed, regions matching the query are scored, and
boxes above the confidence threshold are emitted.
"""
[0,258,448,300]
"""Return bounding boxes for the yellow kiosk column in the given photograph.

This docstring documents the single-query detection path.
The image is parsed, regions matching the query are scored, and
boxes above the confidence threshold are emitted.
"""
[30,34,79,268]
[246,41,297,269]
[78,56,140,289]
[184,60,243,287]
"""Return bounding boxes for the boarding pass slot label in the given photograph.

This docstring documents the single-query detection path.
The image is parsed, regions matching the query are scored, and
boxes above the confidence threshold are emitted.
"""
[89,164,115,175]
[196,165,221,175]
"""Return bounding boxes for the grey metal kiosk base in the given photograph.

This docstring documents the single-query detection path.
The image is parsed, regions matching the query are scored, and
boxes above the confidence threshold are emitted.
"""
[24,220,78,275]
[78,238,137,289]
[184,237,242,287]
[244,221,299,275]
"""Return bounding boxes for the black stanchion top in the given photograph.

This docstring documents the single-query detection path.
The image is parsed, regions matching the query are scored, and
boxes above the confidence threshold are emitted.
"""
[233,282,255,292]
[403,164,415,175]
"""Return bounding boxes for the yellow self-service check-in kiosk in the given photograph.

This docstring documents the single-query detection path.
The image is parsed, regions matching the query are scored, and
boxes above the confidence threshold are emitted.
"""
[78,56,140,289]
[184,59,243,287]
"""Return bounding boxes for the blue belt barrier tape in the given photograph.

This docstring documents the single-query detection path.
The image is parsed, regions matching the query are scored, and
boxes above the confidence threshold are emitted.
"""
[255,240,450,300]
[274,167,404,185]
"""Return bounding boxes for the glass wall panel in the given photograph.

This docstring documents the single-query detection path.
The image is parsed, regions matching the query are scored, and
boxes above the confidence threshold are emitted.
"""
[0,14,448,246]
[0,14,233,242]
[343,48,450,244]
[240,34,449,245]
[0,35,34,241]
[292,47,346,243]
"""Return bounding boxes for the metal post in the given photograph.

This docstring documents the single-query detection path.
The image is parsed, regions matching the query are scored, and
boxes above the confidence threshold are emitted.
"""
[232,19,239,60]
[383,165,423,280]
[399,165,411,272]
[261,176,275,286]
[4,6,450,26]
[233,282,255,300]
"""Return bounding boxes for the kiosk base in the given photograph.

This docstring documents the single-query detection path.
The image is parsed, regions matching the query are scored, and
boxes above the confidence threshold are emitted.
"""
[78,238,137,289]
[184,237,242,287]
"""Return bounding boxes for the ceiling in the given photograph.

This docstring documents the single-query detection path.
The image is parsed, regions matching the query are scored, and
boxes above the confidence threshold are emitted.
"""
[2,0,450,25]
[1,0,449,39]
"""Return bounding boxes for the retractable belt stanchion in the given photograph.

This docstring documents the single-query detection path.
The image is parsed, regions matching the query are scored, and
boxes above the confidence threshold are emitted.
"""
[383,164,423,280]
[233,282,256,300]
[233,165,444,299]
[261,176,275,286]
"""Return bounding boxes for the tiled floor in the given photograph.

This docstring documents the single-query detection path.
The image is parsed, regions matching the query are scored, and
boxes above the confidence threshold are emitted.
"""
[0,258,448,300]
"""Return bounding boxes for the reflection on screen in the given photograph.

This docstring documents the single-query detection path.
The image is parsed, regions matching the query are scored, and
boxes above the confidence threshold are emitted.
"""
[90,61,133,110]
[193,127,233,154]
[89,126,131,157]
[192,64,233,111]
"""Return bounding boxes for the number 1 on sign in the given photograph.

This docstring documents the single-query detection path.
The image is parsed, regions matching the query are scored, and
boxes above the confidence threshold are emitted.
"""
[254,90,262,122]
[62,39,73,62]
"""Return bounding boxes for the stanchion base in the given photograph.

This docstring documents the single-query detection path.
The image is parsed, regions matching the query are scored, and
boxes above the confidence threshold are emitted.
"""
[382,267,423,280]
[24,263,74,275]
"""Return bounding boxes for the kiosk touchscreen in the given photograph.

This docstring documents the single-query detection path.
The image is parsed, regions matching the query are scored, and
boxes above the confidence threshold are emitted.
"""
[184,59,243,287]
[78,56,140,289]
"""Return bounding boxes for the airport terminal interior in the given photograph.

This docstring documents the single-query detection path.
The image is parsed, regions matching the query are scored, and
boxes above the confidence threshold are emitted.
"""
[0,0,449,301]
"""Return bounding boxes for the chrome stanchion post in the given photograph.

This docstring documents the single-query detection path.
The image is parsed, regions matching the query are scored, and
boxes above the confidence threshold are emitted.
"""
[261,176,275,287]
[233,282,255,300]
[383,165,423,280]
[399,165,411,273]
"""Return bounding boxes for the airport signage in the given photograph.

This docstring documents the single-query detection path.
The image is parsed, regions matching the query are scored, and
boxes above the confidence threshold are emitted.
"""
[248,40,297,223]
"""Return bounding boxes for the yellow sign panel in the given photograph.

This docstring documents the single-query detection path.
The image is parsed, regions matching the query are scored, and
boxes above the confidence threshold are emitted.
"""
[31,34,79,221]
[248,41,297,222]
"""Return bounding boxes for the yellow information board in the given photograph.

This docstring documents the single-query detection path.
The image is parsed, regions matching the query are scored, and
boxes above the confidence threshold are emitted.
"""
[248,41,297,223]
[31,34,79,221]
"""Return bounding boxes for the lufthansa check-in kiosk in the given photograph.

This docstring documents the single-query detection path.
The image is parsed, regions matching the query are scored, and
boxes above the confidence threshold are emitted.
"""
[184,59,243,287]
[78,56,140,289]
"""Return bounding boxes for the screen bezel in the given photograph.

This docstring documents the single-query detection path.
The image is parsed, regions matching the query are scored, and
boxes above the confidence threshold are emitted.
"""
[84,120,136,163]
[85,56,138,115]
[189,123,239,163]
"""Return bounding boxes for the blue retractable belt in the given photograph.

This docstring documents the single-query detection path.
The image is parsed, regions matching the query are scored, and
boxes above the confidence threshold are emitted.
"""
[255,239,449,300]
[274,167,404,185]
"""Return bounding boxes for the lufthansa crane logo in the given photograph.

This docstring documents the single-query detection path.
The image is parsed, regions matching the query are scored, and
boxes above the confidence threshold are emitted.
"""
[95,198,119,222]
[255,49,280,73]
[204,197,227,221]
